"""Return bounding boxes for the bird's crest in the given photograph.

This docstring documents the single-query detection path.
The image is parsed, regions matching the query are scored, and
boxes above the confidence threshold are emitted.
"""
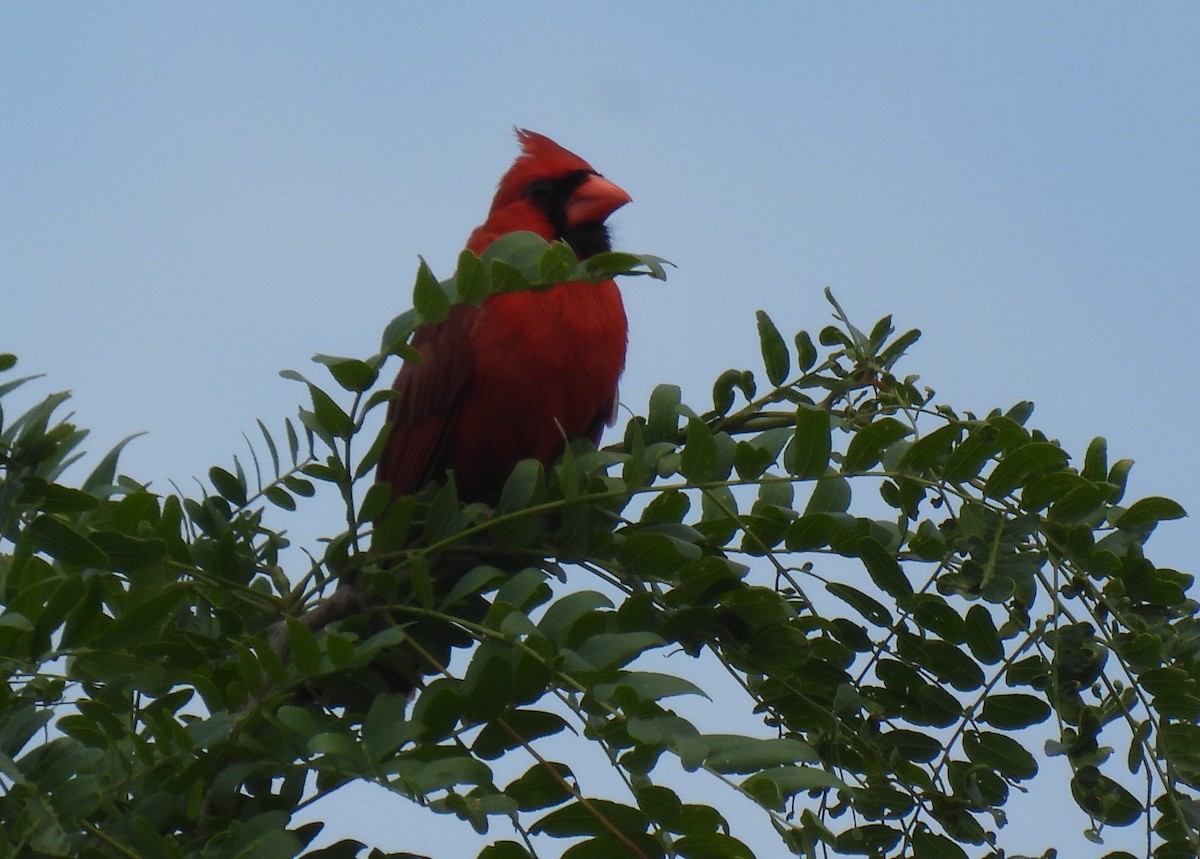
[488,129,597,211]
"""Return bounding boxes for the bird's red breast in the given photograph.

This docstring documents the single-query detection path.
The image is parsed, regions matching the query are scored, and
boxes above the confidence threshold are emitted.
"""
[376,130,631,503]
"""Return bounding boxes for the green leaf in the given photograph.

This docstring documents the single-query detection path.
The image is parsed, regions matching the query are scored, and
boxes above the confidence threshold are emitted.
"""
[458,649,513,727]
[532,798,650,837]
[826,582,893,628]
[1106,457,1134,503]
[878,327,921,368]
[1070,767,1142,826]
[379,308,422,355]
[595,671,706,704]
[741,765,846,810]
[909,518,947,561]
[784,512,838,551]
[255,418,282,475]
[963,730,1038,780]
[308,384,355,439]
[641,488,691,524]
[897,634,983,691]
[478,842,535,859]
[963,605,1003,664]
[1019,471,1089,512]
[286,616,322,676]
[833,824,903,855]
[363,693,412,761]
[981,693,1051,729]
[96,584,188,647]
[680,417,719,482]
[583,250,674,281]
[495,458,545,517]
[878,729,942,763]
[285,416,304,464]
[538,590,612,645]
[412,257,450,322]
[620,532,703,578]
[710,368,755,416]
[29,515,109,568]
[755,310,790,386]
[537,240,578,283]
[646,384,682,445]
[842,417,911,473]
[732,427,789,481]
[0,611,33,632]
[911,831,968,859]
[473,710,569,760]
[264,485,295,510]
[900,423,963,471]
[82,433,145,492]
[794,330,817,372]
[864,313,892,350]
[482,231,550,280]
[312,354,379,393]
[1112,496,1187,530]
[1048,482,1109,523]
[1082,435,1108,481]
[983,442,1069,499]
[943,425,1003,482]
[208,465,247,506]
[627,714,701,752]
[504,763,573,811]
[90,532,167,571]
[21,479,100,514]
[490,260,531,292]
[455,248,489,304]
[0,704,53,758]
[0,372,43,401]
[911,594,966,643]
[804,475,851,515]
[784,405,831,479]
[855,536,912,600]
[398,751,493,794]
[818,324,850,348]
[573,632,664,672]
[674,832,755,859]
[633,785,682,833]
[560,835,664,859]
[705,737,819,773]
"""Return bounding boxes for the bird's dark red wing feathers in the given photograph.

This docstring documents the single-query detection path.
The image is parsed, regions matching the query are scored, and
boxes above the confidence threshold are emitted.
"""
[375,304,480,497]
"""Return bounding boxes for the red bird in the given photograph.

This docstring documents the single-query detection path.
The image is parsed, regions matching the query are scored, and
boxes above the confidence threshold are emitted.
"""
[376,130,632,503]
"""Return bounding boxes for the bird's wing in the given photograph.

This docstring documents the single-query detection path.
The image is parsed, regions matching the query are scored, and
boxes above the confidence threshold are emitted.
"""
[375,304,480,497]
[584,386,621,447]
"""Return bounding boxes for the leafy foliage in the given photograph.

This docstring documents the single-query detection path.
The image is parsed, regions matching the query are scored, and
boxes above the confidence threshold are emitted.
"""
[0,236,1195,858]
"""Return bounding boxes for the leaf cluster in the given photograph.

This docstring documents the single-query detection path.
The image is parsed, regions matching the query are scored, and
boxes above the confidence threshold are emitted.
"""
[0,241,1195,859]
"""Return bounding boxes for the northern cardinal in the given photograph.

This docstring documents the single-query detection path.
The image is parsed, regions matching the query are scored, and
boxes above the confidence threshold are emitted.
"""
[376,130,632,503]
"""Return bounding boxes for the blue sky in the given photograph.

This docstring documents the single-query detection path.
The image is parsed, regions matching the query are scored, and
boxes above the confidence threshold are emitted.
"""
[2,4,1197,856]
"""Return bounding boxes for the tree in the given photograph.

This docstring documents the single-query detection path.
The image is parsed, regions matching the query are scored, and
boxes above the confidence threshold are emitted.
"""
[0,236,1195,859]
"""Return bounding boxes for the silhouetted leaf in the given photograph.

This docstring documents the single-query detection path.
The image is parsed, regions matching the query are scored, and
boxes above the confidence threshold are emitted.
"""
[842,417,911,473]
[984,442,1068,499]
[1113,496,1187,530]
[756,310,790,386]
[981,694,1050,730]
[785,405,831,479]
[29,515,108,568]
[680,417,719,482]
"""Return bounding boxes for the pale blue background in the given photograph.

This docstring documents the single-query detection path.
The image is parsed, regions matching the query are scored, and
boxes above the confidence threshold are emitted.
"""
[3,4,1197,856]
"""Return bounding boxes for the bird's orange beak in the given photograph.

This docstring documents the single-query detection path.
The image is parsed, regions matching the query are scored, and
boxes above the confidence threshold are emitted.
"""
[565,174,632,227]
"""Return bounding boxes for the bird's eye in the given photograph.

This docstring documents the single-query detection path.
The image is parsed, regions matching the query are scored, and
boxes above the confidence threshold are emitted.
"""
[526,179,554,204]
